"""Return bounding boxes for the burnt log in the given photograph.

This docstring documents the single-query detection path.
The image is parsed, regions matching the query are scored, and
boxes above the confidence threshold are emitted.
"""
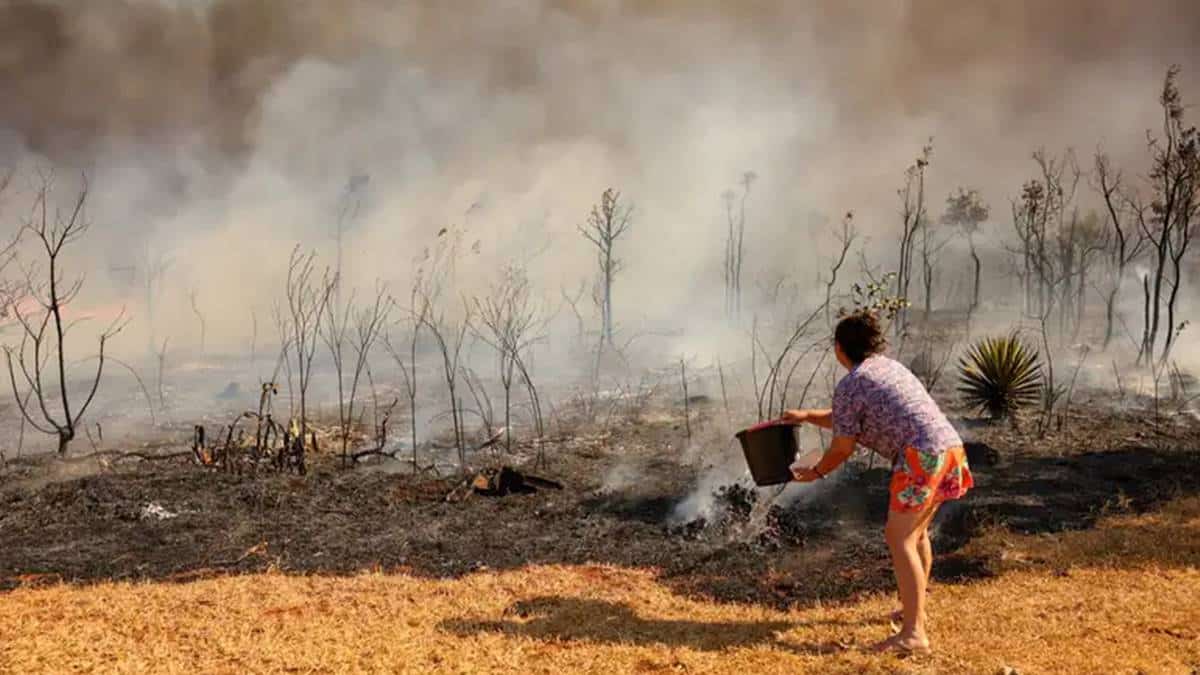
[471,466,563,497]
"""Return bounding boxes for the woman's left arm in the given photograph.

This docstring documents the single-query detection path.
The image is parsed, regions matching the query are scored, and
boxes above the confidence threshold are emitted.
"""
[792,435,856,482]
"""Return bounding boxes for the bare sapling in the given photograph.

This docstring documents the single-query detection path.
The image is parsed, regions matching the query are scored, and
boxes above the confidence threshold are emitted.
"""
[188,288,206,356]
[512,349,546,466]
[679,358,691,445]
[1092,154,1149,350]
[4,172,128,455]
[0,169,23,327]
[249,307,258,371]
[462,365,495,439]
[139,245,171,356]
[271,302,297,420]
[919,206,950,323]
[350,394,400,464]
[97,356,156,427]
[559,281,589,351]
[280,245,335,471]
[721,171,757,319]
[1057,344,1092,431]
[472,265,544,456]
[716,357,732,429]
[321,281,393,466]
[909,335,958,392]
[1060,210,1108,342]
[753,303,826,420]
[722,189,736,319]
[822,212,856,325]
[422,294,473,472]
[1010,149,1103,342]
[154,337,169,412]
[578,188,632,347]
[1142,67,1199,365]
[895,142,932,335]
[384,284,429,472]
[1035,289,1063,438]
[334,174,369,310]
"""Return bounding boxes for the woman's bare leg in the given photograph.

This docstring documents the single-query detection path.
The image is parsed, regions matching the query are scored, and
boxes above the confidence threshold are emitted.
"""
[892,529,933,623]
[919,528,933,586]
[877,503,939,652]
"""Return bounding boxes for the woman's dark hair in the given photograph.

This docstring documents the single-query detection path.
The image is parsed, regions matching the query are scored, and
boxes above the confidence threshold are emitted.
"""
[834,310,887,363]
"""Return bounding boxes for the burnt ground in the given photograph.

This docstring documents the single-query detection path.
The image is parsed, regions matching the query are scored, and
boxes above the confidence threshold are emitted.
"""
[1,396,1199,610]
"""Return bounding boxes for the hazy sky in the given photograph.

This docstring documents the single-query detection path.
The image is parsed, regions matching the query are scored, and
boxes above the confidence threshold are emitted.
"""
[1,0,1198,355]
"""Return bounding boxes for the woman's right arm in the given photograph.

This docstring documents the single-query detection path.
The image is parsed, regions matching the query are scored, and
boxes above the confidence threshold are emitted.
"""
[782,408,833,429]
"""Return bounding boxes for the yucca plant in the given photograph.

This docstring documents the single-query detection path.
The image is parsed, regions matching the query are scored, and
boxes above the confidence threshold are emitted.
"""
[957,333,1043,419]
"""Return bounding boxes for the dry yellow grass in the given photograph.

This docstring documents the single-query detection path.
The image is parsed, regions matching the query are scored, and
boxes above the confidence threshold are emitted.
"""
[2,498,1199,675]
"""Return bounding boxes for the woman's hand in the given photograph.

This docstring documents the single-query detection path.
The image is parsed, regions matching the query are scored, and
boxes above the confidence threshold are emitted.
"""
[783,408,834,430]
[791,466,823,482]
[781,409,810,424]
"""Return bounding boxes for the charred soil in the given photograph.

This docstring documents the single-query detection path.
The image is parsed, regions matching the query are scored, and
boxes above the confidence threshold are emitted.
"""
[1,398,1198,610]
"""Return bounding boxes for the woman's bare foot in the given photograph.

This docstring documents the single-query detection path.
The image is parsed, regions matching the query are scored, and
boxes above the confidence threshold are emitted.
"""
[871,631,931,655]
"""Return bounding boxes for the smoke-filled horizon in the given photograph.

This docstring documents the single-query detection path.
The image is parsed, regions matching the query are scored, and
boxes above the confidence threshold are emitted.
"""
[2,0,1199,362]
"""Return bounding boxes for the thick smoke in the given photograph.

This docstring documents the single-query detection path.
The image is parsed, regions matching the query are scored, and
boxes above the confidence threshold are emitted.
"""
[0,0,1198,362]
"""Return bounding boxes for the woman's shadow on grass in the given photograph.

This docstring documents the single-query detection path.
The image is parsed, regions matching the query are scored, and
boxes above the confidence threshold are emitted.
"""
[439,596,856,655]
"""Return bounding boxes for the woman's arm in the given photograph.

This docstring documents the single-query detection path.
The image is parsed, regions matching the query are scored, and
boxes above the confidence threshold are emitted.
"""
[782,408,833,430]
[792,435,856,482]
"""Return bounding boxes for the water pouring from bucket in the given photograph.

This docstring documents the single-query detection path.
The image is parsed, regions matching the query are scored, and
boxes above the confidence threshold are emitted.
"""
[734,419,823,486]
[729,418,824,542]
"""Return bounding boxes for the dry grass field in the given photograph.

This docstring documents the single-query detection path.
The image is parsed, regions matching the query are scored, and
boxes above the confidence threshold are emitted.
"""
[2,496,1198,674]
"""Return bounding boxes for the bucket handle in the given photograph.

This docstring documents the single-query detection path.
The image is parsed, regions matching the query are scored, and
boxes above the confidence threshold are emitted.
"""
[738,418,800,435]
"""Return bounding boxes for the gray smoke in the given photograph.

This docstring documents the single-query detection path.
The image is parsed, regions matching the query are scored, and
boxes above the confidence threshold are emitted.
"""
[0,0,1197,361]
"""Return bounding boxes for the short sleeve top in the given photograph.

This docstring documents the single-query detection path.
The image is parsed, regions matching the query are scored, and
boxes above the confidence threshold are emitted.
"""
[832,354,962,463]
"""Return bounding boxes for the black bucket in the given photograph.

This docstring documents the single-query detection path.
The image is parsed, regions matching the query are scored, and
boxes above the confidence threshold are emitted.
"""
[735,421,799,486]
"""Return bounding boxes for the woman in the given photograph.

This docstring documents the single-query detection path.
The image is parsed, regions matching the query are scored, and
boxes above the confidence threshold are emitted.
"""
[783,310,973,654]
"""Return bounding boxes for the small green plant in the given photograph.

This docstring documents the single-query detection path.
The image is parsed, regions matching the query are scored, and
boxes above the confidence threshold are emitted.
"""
[840,273,909,320]
[957,333,1043,419]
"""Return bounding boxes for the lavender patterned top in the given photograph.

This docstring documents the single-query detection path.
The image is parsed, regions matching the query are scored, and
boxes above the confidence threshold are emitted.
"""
[832,354,962,463]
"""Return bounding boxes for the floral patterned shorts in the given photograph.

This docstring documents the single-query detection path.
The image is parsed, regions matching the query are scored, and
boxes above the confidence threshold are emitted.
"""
[889,446,974,513]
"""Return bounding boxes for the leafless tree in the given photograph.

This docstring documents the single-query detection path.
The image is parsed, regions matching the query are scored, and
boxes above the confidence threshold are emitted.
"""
[822,212,856,325]
[422,294,472,471]
[4,172,127,455]
[941,188,990,316]
[1010,149,1100,340]
[473,265,544,455]
[578,188,632,347]
[384,283,430,472]
[559,281,588,348]
[722,171,757,319]
[0,169,23,325]
[1093,153,1148,350]
[919,214,951,323]
[752,303,827,420]
[249,307,259,371]
[895,142,932,334]
[154,336,169,412]
[321,281,393,466]
[679,358,691,444]
[1057,209,1108,341]
[278,246,334,466]
[1140,67,1199,364]
[138,245,171,356]
[334,174,369,310]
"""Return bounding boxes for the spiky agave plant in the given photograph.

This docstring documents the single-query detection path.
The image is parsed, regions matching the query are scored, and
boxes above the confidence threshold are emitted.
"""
[957,333,1043,419]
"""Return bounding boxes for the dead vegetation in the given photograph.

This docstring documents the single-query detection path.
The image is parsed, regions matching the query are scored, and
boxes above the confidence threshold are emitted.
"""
[1,491,1197,674]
